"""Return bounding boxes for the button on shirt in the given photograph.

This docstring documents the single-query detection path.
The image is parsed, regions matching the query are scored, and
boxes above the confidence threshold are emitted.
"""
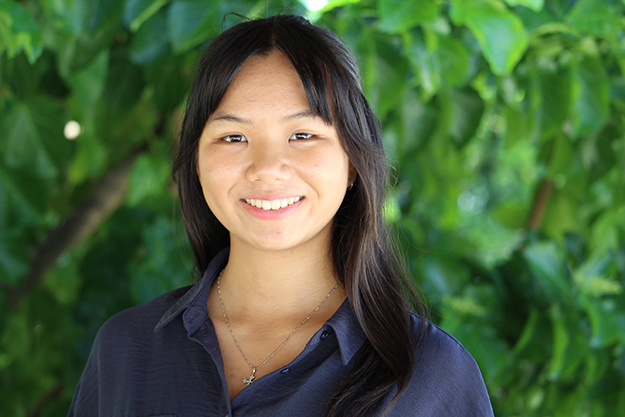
[68,249,494,416]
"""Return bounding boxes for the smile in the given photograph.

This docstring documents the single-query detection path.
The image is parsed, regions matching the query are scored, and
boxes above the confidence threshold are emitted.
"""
[244,197,302,210]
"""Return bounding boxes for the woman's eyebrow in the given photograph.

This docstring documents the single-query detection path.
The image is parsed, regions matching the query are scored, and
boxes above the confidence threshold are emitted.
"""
[208,110,315,125]
[280,110,315,123]
[208,112,253,125]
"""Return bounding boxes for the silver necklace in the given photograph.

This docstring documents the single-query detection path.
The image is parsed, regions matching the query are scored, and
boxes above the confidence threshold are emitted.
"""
[216,272,339,386]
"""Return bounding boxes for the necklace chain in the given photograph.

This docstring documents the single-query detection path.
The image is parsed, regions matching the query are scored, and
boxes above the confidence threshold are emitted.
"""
[216,271,339,386]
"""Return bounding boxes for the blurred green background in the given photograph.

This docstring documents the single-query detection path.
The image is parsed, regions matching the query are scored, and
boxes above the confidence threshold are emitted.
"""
[1,0,625,415]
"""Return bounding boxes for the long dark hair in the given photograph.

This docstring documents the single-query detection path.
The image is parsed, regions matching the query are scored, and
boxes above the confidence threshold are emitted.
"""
[172,14,423,416]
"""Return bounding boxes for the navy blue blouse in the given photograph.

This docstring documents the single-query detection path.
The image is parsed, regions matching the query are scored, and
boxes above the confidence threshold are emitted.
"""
[68,250,494,416]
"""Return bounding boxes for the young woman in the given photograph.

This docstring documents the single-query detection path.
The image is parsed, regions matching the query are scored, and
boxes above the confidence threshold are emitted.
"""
[69,15,494,417]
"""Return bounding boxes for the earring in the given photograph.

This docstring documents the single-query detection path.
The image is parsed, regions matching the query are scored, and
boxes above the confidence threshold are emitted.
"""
[347,182,354,190]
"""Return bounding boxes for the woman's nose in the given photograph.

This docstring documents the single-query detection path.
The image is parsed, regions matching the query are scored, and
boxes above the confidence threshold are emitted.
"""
[246,143,292,183]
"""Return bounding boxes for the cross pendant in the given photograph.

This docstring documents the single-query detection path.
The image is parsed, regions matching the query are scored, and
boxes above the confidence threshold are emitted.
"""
[242,369,256,386]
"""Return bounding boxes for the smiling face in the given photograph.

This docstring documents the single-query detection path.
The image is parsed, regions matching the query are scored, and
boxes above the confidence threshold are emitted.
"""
[196,52,354,253]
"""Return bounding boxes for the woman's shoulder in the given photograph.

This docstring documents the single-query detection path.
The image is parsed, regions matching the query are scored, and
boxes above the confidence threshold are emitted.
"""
[410,313,478,366]
[95,285,192,344]
[392,313,495,416]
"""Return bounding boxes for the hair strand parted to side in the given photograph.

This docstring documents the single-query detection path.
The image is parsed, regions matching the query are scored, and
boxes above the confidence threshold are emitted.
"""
[172,14,424,416]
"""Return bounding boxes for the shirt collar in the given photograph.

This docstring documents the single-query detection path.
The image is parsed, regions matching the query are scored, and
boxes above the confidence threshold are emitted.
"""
[154,248,229,333]
[324,299,367,365]
[153,247,366,365]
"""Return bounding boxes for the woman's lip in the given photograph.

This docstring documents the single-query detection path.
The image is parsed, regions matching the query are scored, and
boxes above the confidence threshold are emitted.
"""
[242,195,304,201]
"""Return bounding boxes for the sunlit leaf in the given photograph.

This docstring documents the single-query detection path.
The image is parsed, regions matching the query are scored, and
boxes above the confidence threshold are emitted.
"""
[450,0,529,75]
[124,0,170,32]
[503,0,544,12]
[0,1,44,63]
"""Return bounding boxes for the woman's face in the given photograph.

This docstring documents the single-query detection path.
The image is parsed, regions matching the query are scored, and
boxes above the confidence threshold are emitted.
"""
[196,52,354,253]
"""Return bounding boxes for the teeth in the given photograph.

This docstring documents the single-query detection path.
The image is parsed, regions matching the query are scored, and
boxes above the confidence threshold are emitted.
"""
[245,197,301,210]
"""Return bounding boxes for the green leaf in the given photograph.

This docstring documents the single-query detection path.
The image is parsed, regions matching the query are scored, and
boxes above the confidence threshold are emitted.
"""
[0,1,44,63]
[405,32,441,97]
[542,192,583,240]
[359,30,408,117]
[83,0,126,34]
[124,0,170,32]
[535,66,571,138]
[418,255,472,299]
[0,231,29,282]
[128,216,192,304]
[399,90,439,153]
[573,252,621,297]
[318,0,364,13]
[68,130,107,184]
[43,255,83,306]
[4,103,58,178]
[144,53,187,111]
[450,0,529,75]
[437,36,471,87]
[440,88,485,148]
[167,0,222,53]
[548,304,569,380]
[566,0,621,40]
[129,8,170,65]
[0,164,47,220]
[572,55,609,137]
[98,49,145,118]
[64,50,109,107]
[582,296,625,348]
[523,241,570,299]
[378,0,438,33]
[440,319,508,382]
[589,209,622,254]
[126,153,170,206]
[582,123,617,183]
[503,105,533,145]
[503,0,544,12]
[547,133,574,177]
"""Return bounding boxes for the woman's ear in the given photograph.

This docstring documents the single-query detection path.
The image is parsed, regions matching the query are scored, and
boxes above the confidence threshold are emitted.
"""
[347,164,358,189]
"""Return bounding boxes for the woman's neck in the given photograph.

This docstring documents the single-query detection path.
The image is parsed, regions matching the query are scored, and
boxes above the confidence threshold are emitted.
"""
[213,239,345,324]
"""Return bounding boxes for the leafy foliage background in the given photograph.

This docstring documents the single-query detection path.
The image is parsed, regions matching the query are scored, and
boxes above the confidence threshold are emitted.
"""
[1,0,625,415]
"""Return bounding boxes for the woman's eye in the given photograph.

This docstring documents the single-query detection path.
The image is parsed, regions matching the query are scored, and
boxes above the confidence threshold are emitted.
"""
[290,133,314,140]
[222,134,247,143]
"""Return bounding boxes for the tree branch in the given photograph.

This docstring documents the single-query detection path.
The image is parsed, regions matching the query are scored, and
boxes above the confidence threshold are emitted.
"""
[27,382,64,417]
[526,178,554,231]
[7,146,147,311]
